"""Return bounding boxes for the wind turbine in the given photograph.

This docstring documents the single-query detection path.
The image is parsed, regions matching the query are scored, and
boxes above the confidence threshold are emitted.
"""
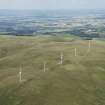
[19,66,22,83]
[43,62,46,72]
[87,40,91,52]
[58,52,63,65]
[74,48,77,56]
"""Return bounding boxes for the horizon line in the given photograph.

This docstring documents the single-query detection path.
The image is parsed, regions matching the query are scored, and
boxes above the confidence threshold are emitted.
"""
[0,8,105,11]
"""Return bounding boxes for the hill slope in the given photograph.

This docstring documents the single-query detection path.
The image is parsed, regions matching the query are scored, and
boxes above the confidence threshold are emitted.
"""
[0,35,105,105]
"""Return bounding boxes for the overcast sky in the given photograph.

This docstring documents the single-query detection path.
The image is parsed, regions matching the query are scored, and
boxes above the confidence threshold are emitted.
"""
[0,0,105,10]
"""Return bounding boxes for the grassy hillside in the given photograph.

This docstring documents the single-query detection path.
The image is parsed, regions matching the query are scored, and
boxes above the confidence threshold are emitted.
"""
[0,35,105,105]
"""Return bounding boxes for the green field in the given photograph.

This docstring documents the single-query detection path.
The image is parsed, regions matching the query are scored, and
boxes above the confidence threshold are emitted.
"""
[0,35,105,105]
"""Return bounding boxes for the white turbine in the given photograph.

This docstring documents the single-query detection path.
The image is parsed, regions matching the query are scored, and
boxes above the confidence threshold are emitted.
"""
[89,40,91,48]
[88,40,91,52]
[43,62,46,72]
[58,52,63,65]
[19,66,22,83]
[75,48,77,56]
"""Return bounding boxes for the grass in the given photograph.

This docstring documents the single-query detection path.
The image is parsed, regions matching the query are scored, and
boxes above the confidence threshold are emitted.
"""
[0,35,105,105]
